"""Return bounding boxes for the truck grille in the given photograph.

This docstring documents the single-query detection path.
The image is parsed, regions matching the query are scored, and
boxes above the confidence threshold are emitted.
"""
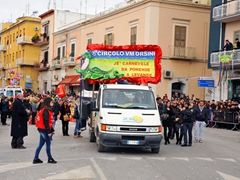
[117,126,148,133]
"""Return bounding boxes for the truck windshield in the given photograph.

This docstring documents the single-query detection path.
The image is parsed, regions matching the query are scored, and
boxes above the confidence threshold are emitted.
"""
[102,89,156,109]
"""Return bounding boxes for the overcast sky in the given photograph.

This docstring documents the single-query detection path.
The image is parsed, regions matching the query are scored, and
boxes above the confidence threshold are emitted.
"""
[0,0,124,22]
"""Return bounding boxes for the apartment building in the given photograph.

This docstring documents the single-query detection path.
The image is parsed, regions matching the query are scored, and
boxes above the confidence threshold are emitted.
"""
[50,0,211,99]
[209,0,240,101]
[0,17,41,91]
[36,9,94,93]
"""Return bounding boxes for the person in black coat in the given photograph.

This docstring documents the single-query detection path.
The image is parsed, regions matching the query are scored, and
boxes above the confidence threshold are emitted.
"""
[180,102,194,147]
[1,97,9,125]
[162,101,175,145]
[23,98,32,121]
[222,39,233,51]
[11,93,31,149]
[52,98,61,128]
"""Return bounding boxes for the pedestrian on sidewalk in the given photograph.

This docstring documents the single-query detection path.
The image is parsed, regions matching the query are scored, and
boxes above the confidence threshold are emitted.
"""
[73,96,83,138]
[52,97,61,129]
[33,97,57,164]
[10,93,30,149]
[193,101,208,143]
[180,102,194,147]
[1,97,9,125]
[30,97,38,125]
[60,100,71,136]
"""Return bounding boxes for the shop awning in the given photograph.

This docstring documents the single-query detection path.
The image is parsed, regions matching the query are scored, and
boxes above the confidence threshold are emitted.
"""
[59,75,80,86]
[69,75,81,86]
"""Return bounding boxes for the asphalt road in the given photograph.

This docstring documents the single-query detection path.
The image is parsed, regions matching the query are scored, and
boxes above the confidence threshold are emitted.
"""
[0,118,240,180]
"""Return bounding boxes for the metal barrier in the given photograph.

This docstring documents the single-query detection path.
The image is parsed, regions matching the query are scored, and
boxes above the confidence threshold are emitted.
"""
[210,111,240,131]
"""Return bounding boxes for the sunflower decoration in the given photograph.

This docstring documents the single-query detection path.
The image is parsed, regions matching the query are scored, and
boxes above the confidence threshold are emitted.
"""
[217,50,235,88]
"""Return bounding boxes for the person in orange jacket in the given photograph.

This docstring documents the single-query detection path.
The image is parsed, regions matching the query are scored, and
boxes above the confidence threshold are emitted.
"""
[33,98,57,164]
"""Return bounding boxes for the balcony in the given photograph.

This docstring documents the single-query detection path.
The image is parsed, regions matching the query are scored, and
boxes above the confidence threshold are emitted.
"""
[0,63,5,70]
[213,0,240,23]
[210,49,240,68]
[16,36,33,45]
[52,59,61,69]
[33,61,50,71]
[0,45,7,51]
[169,46,196,60]
[63,56,76,66]
[16,57,37,66]
[33,36,49,47]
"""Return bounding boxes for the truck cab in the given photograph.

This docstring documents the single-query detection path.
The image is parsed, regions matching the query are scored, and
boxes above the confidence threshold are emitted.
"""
[90,84,162,153]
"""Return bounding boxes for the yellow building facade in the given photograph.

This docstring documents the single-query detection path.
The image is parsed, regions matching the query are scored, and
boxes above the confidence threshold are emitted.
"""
[0,17,41,91]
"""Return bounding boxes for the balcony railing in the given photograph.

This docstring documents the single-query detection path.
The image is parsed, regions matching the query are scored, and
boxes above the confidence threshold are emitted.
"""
[210,49,240,67]
[17,36,33,45]
[52,59,61,69]
[213,0,240,22]
[0,63,3,69]
[0,45,7,51]
[33,61,50,71]
[33,36,49,47]
[169,46,196,59]
[16,57,37,66]
[63,56,76,66]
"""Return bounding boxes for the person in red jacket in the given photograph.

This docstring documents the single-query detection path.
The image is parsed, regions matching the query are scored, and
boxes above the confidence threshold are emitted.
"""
[33,98,57,164]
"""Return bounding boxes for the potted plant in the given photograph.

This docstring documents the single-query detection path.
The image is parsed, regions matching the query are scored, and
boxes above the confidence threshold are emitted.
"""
[31,33,40,43]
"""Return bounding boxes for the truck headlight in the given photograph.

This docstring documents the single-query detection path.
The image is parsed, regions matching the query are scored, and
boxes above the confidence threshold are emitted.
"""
[106,125,117,131]
[149,127,159,132]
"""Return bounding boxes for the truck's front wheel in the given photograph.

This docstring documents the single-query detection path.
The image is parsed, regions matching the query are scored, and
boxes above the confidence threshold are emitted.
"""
[96,135,105,152]
[89,130,96,142]
[97,143,105,152]
[151,147,160,153]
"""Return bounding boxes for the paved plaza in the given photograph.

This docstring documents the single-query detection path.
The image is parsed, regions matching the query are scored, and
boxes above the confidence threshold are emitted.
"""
[0,118,240,180]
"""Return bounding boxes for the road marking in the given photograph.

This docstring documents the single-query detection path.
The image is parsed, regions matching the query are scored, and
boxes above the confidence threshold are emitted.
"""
[216,171,240,180]
[90,158,107,180]
[147,157,166,161]
[98,157,117,161]
[122,157,142,161]
[216,158,236,162]
[45,165,96,180]
[172,157,189,161]
[195,158,213,162]
[0,162,32,173]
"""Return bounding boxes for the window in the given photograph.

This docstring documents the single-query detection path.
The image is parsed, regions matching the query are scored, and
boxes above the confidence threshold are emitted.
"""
[234,30,240,41]
[44,51,49,63]
[10,35,12,44]
[87,38,92,45]
[16,52,18,59]
[57,47,61,59]
[174,26,186,47]
[104,33,113,45]
[44,25,49,35]
[62,46,65,58]
[13,33,15,42]
[130,26,137,45]
[102,89,156,110]
[70,43,75,57]
[23,28,25,36]
[12,53,14,62]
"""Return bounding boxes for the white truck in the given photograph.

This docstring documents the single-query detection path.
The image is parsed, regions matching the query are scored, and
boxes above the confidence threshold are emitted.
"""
[89,84,162,153]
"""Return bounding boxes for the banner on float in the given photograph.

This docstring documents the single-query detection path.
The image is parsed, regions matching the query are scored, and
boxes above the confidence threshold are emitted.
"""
[74,44,162,84]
